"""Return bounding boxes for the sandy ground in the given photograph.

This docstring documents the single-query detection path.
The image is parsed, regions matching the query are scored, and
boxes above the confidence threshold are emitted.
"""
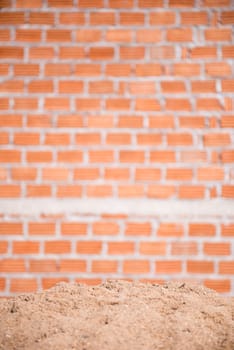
[0,280,233,350]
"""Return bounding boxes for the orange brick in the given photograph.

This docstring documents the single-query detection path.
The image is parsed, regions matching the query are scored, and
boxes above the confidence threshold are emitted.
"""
[16,29,41,42]
[197,167,224,181]
[0,223,22,235]
[203,133,231,146]
[221,150,234,163]
[219,261,234,274]
[0,47,23,59]
[136,64,162,76]
[0,29,10,41]
[120,12,144,25]
[14,64,39,76]
[166,98,191,111]
[108,242,134,255]
[16,0,42,7]
[125,222,151,236]
[76,29,101,42]
[0,64,9,75]
[79,0,103,6]
[138,0,163,6]
[157,223,183,237]
[167,133,193,146]
[27,151,52,163]
[0,12,24,24]
[150,11,175,25]
[46,29,71,42]
[0,168,7,180]
[205,28,232,41]
[221,11,234,24]
[150,151,175,163]
[187,261,214,273]
[156,261,182,273]
[123,260,150,274]
[57,115,83,128]
[30,260,57,272]
[90,12,115,25]
[191,47,217,59]
[166,168,193,181]
[13,241,39,254]
[92,260,117,273]
[136,29,161,43]
[171,242,198,255]
[149,115,174,128]
[106,29,132,42]
[93,222,119,235]
[14,133,40,145]
[42,168,69,181]
[28,80,53,93]
[189,223,215,237]
[161,81,186,93]
[45,133,70,145]
[42,277,69,290]
[27,185,51,197]
[0,132,8,144]
[89,150,114,163]
[77,241,102,254]
[174,63,200,76]
[205,63,231,76]
[167,28,192,41]
[179,186,205,199]
[74,168,99,180]
[45,64,70,76]
[222,185,234,198]
[106,64,131,76]
[0,241,7,254]
[29,12,54,24]
[136,98,161,111]
[137,134,162,146]
[89,47,114,60]
[45,98,70,110]
[86,185,112,197]
[0,184,17,196]
[129,82,155,94]
[118,115,143,128]
[197,98,222,111]
[10,279,37,293]
[0,259,25,272]
[204,280,230,293]
[179,116,205,128]
[27,114,51,127]
[0,98,9,109]
[75,64,101,76]
[109,0,133,7]
[0,150,21,163]
[191,81,216,93]
[29,222,55,235]
[118,184,144,197]
[57,150,83,163]
[29,47,54,59]
[89,81,113,93]
[203,243,230,256]
[59,12,84,25]
[222,80,234,92]
[61,222,87,235]
[104,168,130,180]
[106,133,131,145]
[140,242,166,255]
[0,278,5,291]
[151,46,175,59]
[57,185,82,197]
[221,224,234,237]
[181,11,208,24]
[119,150,144,163]
[203,0,230,6]
[120,47,145,60]
[135,168,161,181]
[76,98,100,110]
[14,98,38,110]
[45,241,71,254]
[48,0,73,6]
[75,133,100,145]
[222,46,234,58]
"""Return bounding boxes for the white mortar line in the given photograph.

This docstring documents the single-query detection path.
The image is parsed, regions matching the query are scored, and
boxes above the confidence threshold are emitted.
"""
[0,199,233,217]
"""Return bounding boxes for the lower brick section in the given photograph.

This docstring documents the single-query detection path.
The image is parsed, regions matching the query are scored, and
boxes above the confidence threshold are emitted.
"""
[0,212,233,296]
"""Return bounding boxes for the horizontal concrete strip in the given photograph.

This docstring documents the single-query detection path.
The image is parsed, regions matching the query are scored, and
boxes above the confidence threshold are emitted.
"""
[0,199,233,217]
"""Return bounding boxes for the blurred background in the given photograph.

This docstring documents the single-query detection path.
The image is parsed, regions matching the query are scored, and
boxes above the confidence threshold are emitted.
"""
[0,0,233,295]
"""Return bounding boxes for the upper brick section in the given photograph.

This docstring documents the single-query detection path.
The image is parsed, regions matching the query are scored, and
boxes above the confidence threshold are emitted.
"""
[0,1,233,200]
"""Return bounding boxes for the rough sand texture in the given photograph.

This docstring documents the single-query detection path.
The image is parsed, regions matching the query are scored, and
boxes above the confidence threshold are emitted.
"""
[0,281,233,350]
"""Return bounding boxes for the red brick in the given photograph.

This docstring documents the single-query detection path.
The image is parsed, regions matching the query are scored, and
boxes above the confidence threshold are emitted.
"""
[167,28,192,41]
[0,150,21,163]
[93,222,119,235]
[14,133,40,145]
[90,12,115,25]
[89,150,114,163]
[16,0,42,7]
[179,186,205,199]
[174,63,200,76]
[92,260,117,273]
[10,279,37,293]
[158,223,183,237]
[136,64,162,76]
[61,223,87,235]
[138,0,163,6]
[171,242,198,255]
[27,185,51,197]
[16,29,41,42]
[189,223,215,237]
[222,185,234,198]
[118,115,143,128]
[140,242,166,255]
[135,168,161,181]
[77,241,102,254]
[205,63,231,76]
[204,243,230,256]
[86,185,112,197]
[108,242,134,255]
[29,47,54,59]
[204,280,230,293]
[106,30,132,42]
[0,259,25,272]
[45,241,71,254]
[190,47,217,59]
[29,223,55,235]
[123,260,150,274]
[181,11,208,24]
[74,168,100,180]
[205,28,232,41]
[30,260,57,272]
[203,133,231,146]
[120,12,144,25]
[28,80,53,93]
[57,185,82,198]
[42,168,69,181]
[29,12,54,24]
[27,151,52,163]
[27,114,51,128]
[156,261,182,273]
[187,261,214,273]
[0,223,22,235]
[120,47,145,60]
[150,12,175,25]
[14,64,39,76]
[48,0,73,6]
[0,12,24,24]
[13,241,39,254]
[147,185,175,198]
[221,224,234,237]
[197,167,224,181]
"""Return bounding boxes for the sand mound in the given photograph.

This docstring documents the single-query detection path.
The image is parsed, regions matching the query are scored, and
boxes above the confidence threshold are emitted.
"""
[0,280,233,350]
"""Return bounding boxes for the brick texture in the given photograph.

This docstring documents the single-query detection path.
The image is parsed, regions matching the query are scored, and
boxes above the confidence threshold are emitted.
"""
[0,1,233,296]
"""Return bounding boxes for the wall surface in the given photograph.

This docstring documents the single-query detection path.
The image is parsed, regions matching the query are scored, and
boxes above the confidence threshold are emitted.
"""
[0,0,233,296]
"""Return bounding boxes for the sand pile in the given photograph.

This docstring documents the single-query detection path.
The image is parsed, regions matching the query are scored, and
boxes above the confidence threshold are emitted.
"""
[0,280,233,350]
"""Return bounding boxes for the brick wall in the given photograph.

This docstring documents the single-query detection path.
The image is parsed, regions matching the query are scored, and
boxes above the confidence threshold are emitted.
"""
[0,0,233,296]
